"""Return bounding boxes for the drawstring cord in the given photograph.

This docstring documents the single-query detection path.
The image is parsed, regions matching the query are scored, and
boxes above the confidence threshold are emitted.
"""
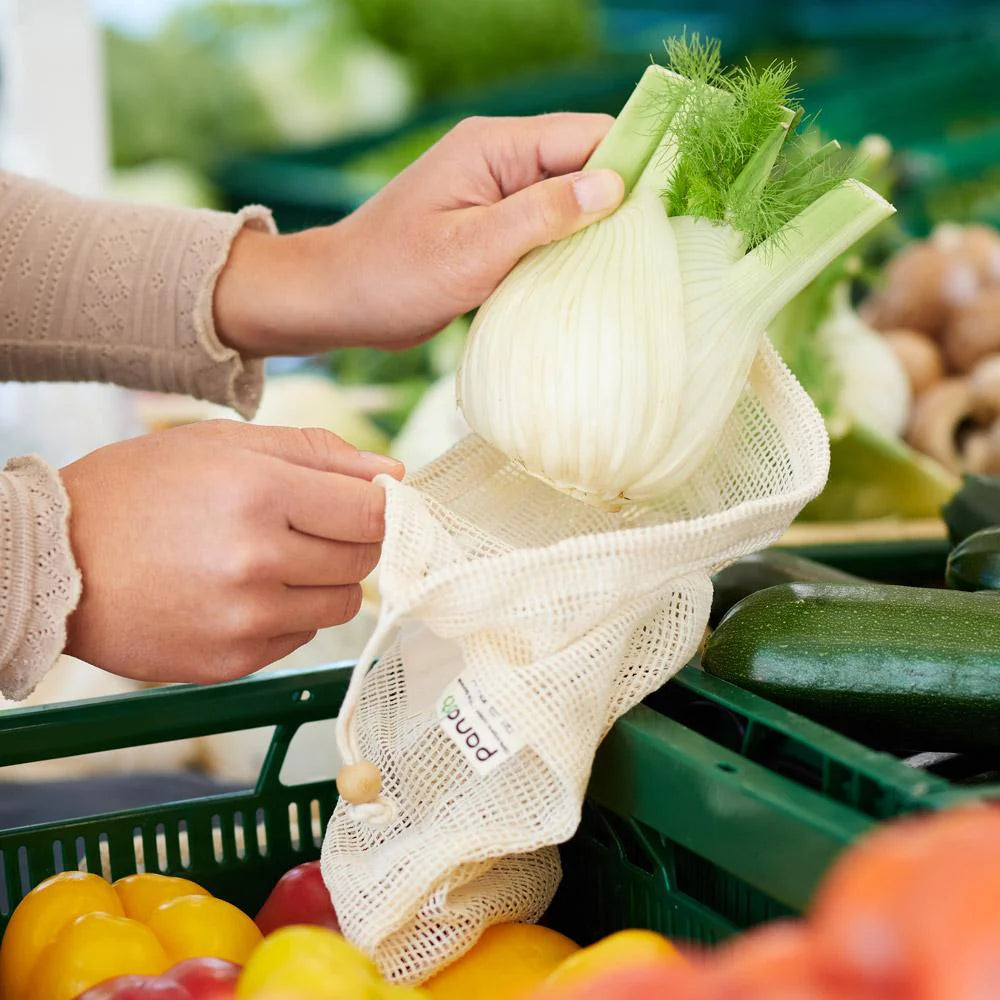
[334,620,399,830]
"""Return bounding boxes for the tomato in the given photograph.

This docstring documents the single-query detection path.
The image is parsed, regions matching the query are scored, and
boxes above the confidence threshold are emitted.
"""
[114,874,210,923]
[0,870,125,1000]
[24,911,170,1000]
[254,861,340,936]
[147,895,263,966]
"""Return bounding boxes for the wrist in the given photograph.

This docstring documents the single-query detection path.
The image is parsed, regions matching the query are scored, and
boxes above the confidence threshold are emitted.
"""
[213,224,354,358]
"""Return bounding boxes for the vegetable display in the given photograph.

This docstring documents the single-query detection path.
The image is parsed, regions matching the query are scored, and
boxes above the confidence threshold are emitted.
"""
[0,872,259,1000]
[703,581,1000,751]
[526,806,1000,1000]
[457,37,893,508]
[864,223,1000,475]
[945,524,1000,590]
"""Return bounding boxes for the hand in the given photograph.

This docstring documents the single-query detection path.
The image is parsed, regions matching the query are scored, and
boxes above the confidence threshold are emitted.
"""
[215,113,623,357]
[60,420,403,684]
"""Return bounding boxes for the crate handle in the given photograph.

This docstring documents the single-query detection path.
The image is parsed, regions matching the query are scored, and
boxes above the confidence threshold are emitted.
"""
[0,663,353,767]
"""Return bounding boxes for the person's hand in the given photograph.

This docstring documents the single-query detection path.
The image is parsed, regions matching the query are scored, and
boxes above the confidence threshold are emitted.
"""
[60,420,403,684]
[214,113,623,357]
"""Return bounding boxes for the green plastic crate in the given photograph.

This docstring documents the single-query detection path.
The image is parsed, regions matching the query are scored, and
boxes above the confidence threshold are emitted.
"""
[780,536,951,587]
[1,653,995,948]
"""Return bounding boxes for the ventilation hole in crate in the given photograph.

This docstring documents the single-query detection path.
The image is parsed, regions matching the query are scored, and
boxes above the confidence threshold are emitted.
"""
[288,802,301,851]
[51,840,65,873]
[310,800,323,846]
[577,802,620,854]
[17,846,30,894]
[614,820,658,877]
[716,762,738,774]
[0,851,8,916]
[98,833,112,882]
[233,811,246,861]
[256,808,269,857]
[293,689,312,702]
[211,815,223,863]
[132,827,146,873]
[154,824,168,872]
[74,837,88,872]
[177,821,191,869]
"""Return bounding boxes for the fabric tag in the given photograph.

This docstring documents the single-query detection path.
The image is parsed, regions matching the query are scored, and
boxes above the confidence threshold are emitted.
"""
[437,674,525,776]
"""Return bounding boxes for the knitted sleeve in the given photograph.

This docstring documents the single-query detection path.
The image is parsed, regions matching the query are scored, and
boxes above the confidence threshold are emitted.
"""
[0,170,274,418]
[0,171,277,698]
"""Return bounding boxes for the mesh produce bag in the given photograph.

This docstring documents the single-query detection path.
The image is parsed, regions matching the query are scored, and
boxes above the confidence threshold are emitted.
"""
[321,341,829,983]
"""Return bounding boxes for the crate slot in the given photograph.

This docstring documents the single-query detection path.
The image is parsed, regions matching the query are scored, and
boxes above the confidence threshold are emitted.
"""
[51,839,64,874]
[287,803,301,851]
[154,824,168,872]
[233,812,246,861]
[177,820,191,870]
[309,800,323,847]
[97,833,112,882]
[131,826,145,873]
[255,808,268,857]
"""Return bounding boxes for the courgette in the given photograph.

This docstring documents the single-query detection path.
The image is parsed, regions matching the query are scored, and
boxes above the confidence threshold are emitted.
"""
[710,550,862,626]
[946,527,1000,591]
[942,474,1000,546]
[703,582,1000,751]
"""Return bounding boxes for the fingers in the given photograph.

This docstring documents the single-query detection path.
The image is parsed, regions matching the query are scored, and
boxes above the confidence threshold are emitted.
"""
[275,584,364,634]
[454,113,616,196]
[262,630,320,666]
[484,168,625,263]
[279,532,381,586]
[284,466,388,543]
[218,420,404,479]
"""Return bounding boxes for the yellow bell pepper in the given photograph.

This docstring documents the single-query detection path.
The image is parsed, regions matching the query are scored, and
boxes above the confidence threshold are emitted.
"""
[0,870,262,1000]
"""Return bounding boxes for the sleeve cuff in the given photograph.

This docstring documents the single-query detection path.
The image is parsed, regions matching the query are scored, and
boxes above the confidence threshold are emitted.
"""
[190,204,276,420]
[0,456,82,700]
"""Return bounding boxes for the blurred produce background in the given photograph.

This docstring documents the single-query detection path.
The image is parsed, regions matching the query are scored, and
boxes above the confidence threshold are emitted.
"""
[2,0,1000,781]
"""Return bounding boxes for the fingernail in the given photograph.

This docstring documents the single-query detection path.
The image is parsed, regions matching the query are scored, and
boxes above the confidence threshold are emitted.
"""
[359,451,404,472]
[572,169,624,214]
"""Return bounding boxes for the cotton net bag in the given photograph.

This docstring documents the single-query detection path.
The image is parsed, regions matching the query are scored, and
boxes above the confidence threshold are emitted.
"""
[321,47,893,982]
[320,343,829,982]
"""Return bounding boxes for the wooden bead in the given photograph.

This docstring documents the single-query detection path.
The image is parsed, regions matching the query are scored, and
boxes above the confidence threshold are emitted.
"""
[337,760,383,804]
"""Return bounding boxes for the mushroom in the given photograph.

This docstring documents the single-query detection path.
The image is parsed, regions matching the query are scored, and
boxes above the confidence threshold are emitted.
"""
[860,242,979,337]
[984,418,1000,474]
[968,354,1000,422]
[881,328,945,395]
[932,223,1000,285]
[906,377,975,472]
[942,287,1000,372]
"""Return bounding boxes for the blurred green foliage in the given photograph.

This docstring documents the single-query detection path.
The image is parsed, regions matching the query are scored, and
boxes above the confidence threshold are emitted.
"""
[342,0,599,97]
[105,15,281,169]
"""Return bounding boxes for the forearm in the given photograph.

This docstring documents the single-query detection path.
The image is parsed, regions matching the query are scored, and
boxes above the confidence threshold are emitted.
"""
[0,171,271,418]
[0,457,81,700]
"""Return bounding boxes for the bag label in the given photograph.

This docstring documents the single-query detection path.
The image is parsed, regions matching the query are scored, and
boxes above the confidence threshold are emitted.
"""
[438,675,524,776]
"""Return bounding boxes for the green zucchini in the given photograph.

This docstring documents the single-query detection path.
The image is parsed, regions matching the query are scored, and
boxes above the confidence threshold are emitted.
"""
[710,550,863,626]
[946,527,1000,591]
[703,582,1000,751]
[942,474,1000,545]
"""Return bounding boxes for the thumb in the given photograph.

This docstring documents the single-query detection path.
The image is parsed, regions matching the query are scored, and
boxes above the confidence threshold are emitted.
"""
[489,168,625,260]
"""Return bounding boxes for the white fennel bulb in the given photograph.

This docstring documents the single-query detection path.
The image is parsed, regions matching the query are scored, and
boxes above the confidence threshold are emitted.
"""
[822,285,912,439]
[458,44,894,508]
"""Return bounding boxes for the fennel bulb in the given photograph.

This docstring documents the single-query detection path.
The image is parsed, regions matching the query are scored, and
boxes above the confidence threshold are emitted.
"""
[457,38,895,508]
[821,285,911,439]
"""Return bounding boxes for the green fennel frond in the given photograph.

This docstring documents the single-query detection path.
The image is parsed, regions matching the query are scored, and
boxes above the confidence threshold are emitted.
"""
[659,34,852,247]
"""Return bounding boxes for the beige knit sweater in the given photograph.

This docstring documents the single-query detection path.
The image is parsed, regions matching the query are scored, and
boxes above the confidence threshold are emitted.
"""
[0,171,274,700]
